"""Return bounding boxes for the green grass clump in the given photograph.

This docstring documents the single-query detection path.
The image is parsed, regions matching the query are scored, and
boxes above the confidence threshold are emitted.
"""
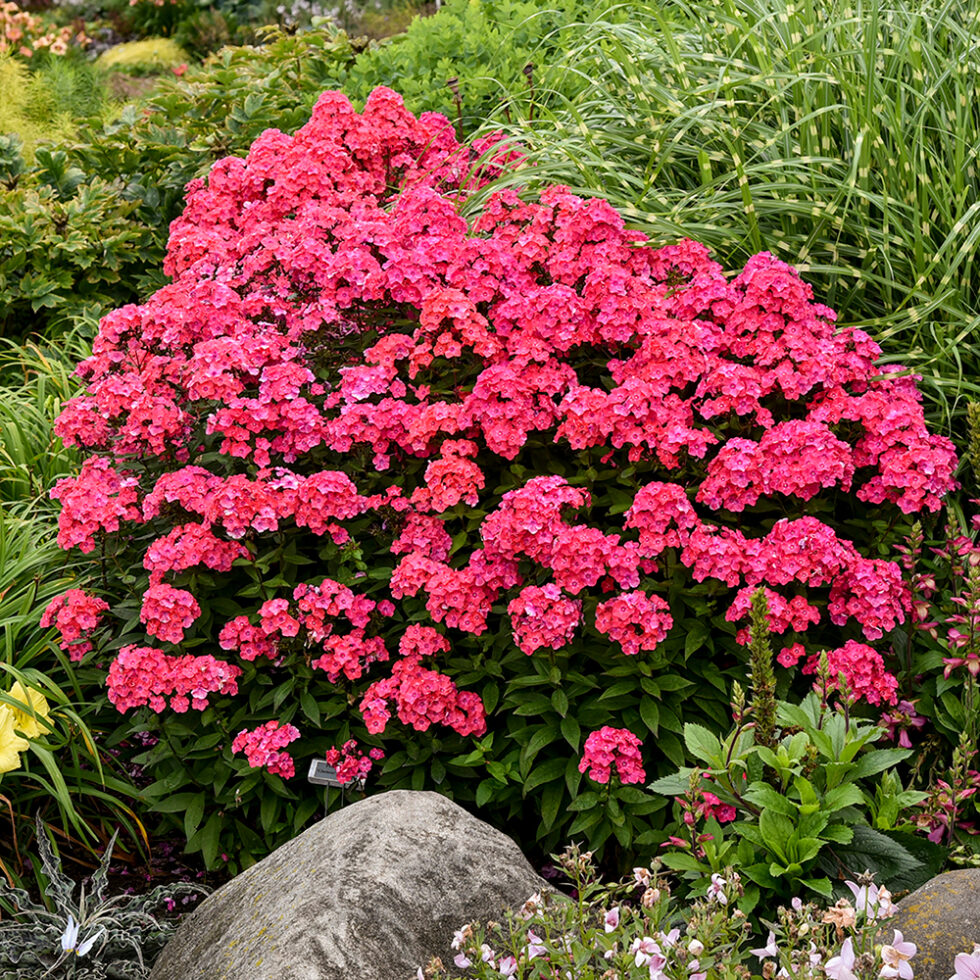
[488,0,980,439]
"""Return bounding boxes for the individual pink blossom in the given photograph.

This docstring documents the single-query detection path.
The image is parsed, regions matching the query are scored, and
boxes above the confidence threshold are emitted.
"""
[880,930,916,979]
[705,873,728,905]
[879,700,927,748]
[750,931,778,960]
[950,947,980,980]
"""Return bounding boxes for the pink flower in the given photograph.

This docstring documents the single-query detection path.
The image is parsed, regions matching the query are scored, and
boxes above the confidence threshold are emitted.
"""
[879,930,916,979]
[750,931,778,960]
[231,720,300,778]
[705,873,728,905]
[604,907,620,932]
[950,947,980,980]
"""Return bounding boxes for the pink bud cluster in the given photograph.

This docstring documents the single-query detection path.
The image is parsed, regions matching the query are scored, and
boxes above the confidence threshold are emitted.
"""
[46,87,959,767]
[40,588,109,660]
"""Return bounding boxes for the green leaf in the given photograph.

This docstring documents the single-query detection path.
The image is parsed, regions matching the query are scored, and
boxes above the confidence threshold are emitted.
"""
[560,714,581,750]
[683,723,722,766]
[759,809,794,863]
[476,779,503,808]
[800,876,833,898]
[520,725,559,776]
[647,767,697,796]
[743,781,798,817]
[539,782,564,832]
[183,793,205,841]
[823,784,866,811]
[660,851,709,872]
[300,690,320,726]
[523,757,567,794]
[639,697,660,735]
[567,791,601,812]
[819,825,923,884]
[198,813,223,869]
[551,688,569,717]
[850,750,911,781]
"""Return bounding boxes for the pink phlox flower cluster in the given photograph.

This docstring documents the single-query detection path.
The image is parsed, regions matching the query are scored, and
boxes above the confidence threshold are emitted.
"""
[809,374,958,513]
[40,589,110,661]
[359,657,485,737]
[578,726,646,784]
[107,645,241,713]
[390,512,453,562]
[625,483,699,558]
[46,87,964,756]
[139,583,201,645]
[594,590,673,656]
[697,421,854,512]
[411,439,484,512]
[828,557,909,641]
[218,615,278,661]
[390,552,499,635]
[311,630,389,683]
[726,586,821,645]
[324,738,383,784]
[143,522,249,584]
[50,456,141,553]
[507,584,582,655]
[398,624,450,659]
[294,578,377,638]
[231,720,300,778]
[780,639,899,706]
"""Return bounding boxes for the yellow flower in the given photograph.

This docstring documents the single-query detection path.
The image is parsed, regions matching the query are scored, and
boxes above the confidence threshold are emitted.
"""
[7,680,51,739]
[0,705,29,774]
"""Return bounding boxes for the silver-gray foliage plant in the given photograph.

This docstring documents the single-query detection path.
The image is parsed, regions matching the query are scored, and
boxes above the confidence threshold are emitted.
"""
[0,817,209,979]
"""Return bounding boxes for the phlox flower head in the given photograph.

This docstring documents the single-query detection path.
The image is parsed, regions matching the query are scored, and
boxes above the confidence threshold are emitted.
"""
[578,727,645,785]
[231,720,300,778]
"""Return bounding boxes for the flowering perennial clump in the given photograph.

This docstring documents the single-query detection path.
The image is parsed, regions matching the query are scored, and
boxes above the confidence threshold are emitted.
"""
[44,87,958,846]
[1,1,86,58]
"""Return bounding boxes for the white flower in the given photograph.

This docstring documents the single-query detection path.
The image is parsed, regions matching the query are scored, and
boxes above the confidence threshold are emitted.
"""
[59,915,101,958]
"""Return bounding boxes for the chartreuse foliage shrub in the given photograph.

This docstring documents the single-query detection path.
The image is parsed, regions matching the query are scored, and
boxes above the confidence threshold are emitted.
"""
[492,0,980,437]
[43,89,959,875]
[96,38,190,76]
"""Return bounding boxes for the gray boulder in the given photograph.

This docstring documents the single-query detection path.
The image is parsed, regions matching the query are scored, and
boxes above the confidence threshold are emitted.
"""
[879,869,980,980]
[148,789,555,980]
